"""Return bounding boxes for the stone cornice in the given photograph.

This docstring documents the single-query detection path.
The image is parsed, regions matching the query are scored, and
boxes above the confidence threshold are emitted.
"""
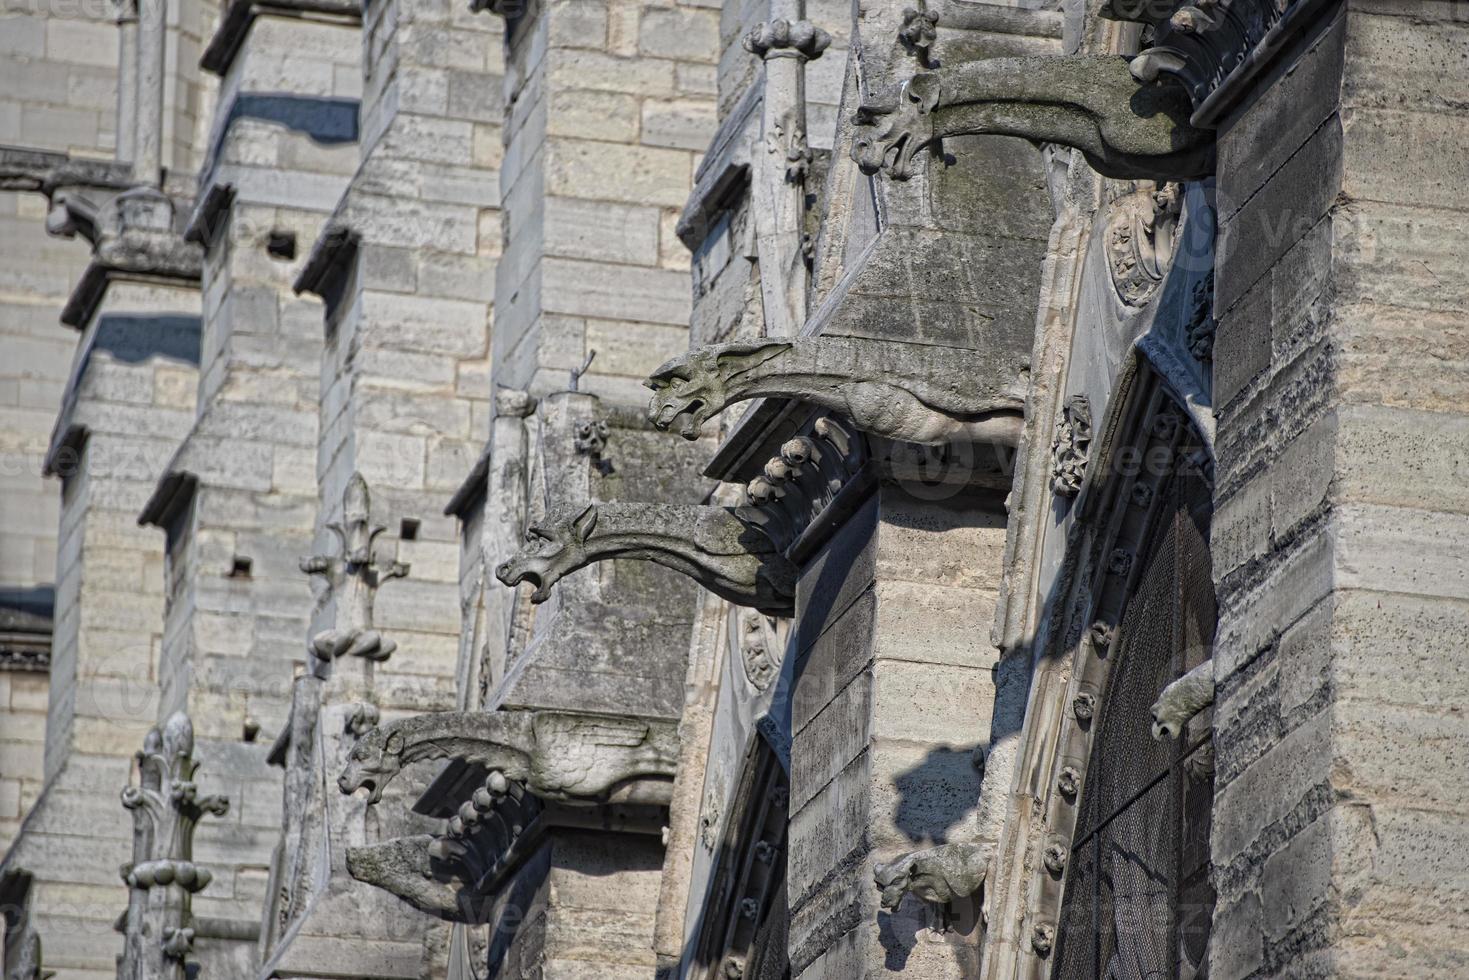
[59,233,203,328]
[200,0,361,76]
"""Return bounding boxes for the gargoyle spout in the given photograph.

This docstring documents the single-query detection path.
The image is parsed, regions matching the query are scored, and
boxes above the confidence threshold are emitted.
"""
[852,55,1214,182]
[1150,659,1214,741]
[338,709,679,805]
[495,502,796,615]
[646,337,1026,447]
[874,841,992,911]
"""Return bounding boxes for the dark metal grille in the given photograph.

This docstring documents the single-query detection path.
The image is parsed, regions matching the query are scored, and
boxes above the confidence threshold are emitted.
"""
[1053,469,1216,979]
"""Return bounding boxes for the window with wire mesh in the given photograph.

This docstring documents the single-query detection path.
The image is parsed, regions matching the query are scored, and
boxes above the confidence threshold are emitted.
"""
[1053,467,1216,979]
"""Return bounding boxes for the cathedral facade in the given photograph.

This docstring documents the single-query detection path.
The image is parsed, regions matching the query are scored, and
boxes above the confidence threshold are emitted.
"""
[1,0,1466,978]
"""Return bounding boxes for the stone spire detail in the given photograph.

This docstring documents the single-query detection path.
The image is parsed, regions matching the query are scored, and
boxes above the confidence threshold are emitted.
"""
[117,713,229,980]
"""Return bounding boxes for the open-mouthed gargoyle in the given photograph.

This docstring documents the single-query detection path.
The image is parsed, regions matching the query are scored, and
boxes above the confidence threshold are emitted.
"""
[337,709,679,806]
[494,502,797,615]
[852,55,1215,183]
[645,338,1027,447]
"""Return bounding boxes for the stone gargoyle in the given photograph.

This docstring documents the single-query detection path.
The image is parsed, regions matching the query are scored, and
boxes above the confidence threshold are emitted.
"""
[1150,659,1214,740]
[1151,659,1215,777]
[851,55,1215,182]
[874,842,992,922]
[494,502,797,615]
[645,338,1026,447]
[338,708,679,806]
[344,835,463,921]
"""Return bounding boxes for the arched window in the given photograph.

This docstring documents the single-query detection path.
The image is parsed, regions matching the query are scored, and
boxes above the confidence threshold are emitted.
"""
[1052,431,1216,978]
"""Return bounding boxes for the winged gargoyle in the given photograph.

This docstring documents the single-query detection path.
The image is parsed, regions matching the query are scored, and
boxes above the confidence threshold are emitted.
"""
[494,502,797,615]
[338,708,680,806]
[851,55,1215,182]
[645,338,1026,446]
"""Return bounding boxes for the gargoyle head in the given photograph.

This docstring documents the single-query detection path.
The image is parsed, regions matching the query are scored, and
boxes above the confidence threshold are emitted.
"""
[645,342,790,440]
[494,504,598,602]
[851,73,941,180]
[874,853,919,910]
[338,725,407,804]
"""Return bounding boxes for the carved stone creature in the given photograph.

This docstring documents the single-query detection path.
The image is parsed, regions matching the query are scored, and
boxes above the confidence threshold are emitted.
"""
[851,55,1214,182]
[495,502,797,615]
[1150,660,1214,741]
[873,842,992,911]
[646,338,1026,446]
[338,709,679,806]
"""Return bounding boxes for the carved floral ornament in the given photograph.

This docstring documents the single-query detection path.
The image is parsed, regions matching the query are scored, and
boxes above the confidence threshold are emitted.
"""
[1049,395,1093,499]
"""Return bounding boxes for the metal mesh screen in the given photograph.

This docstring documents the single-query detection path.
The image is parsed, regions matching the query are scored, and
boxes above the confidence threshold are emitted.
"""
[1053,468,1216,979]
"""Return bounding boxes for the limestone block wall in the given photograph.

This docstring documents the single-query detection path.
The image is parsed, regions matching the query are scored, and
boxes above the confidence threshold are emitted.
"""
[297,0,502,720]
[0,672,48,853]
[0,0,121,620]
[787,489,1002,979]
[490,0,718,405]
[1208,6,1469,977]
[3,280,201,980]
[140,11,364,930]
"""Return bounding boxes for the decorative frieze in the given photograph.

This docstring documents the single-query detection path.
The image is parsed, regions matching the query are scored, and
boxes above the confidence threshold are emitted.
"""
[495,502,796,615]
[646,338,1027,446]
[736,610,782,692]
[118,713,230,980]
[738,416,869,557]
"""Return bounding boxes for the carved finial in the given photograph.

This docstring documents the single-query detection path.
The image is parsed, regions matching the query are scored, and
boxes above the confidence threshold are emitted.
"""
[899,2,939,67]
[300,472,409,670]
[743,19,831,61]
[118,712,229,976]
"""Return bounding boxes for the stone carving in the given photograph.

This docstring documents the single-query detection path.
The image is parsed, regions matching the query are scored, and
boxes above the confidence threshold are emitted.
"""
[0,870,47,980]
[1151,660,1214,741]
[495,502,796,615]
[1072,692,1096,722]
[1187,270,1216,361]
[572,418,609,457]
[1032,922,1055,955]
[1108,0,1306,114]
[874,842,992,921]
[1049,395,1093,498]
[646,338,1026,446]
[739,418,870,555]
[1042,836,1068,875]
[338,709,679,806]
[1107,182,1182,305]
[851,56,1214,183]
[347,771,552,923]
[899,1,940,67]
[742,19,831,61]
[736,610,782,692]
[118,713,229,979]
[300,472,408,671]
